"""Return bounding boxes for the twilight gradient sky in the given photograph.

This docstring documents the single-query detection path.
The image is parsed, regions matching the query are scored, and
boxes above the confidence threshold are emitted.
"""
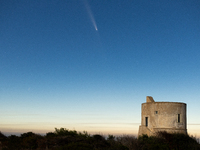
[1,0,200,136]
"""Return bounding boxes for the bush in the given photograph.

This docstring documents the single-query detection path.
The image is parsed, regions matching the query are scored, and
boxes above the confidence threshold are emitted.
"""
[157,131,200,150]
[0,129,199,150]
[116,135,138,150]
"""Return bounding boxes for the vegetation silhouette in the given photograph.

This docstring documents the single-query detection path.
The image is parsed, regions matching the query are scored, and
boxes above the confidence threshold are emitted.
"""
[0,129,199,150]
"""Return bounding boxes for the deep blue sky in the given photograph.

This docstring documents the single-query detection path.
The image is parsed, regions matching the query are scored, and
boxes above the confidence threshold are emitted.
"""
[1,0,200,136]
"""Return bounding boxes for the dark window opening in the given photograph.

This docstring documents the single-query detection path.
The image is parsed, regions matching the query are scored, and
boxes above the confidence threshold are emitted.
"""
[145,117,148,127]
[178,114,180,123]
[155,111,158,114]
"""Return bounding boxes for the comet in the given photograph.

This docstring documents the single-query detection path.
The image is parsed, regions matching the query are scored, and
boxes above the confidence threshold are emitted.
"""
[84,0,98,31]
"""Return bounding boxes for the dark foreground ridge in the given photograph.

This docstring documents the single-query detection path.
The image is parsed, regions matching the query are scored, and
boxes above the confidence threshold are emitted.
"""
[0,128,199,150]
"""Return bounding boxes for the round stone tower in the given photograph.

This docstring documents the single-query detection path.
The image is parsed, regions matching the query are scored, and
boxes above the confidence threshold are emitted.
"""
[138,96,187,136]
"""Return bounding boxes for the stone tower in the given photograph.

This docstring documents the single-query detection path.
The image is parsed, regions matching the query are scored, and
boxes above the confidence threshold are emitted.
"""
[138,96,187,136]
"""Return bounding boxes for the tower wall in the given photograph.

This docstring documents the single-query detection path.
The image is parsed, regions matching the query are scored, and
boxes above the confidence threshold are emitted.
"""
[138,96,187,136]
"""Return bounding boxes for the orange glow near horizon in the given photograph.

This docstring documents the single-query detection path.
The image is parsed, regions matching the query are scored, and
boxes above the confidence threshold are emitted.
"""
[1,124,200,138]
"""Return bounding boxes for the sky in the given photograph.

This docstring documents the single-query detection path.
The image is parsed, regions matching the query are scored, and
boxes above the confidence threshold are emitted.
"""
[1,0,200,137]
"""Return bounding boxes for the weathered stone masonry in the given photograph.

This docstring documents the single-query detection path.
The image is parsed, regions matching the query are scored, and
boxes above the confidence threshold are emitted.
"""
[138,96,187,136]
